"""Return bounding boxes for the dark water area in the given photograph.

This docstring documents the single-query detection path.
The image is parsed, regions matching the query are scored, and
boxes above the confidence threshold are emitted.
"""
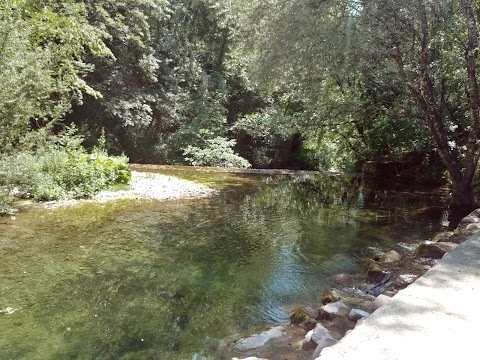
[0,168,446,359]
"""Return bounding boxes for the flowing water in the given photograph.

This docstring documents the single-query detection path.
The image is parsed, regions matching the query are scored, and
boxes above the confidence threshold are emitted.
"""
[0,167,446,359]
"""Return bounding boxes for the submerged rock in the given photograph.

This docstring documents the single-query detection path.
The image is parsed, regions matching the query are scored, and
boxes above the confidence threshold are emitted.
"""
[326,273,365,287]
[415,242,458,259]
[233,326,285,352]
[378,250,402,263]
[0,307,17,315]
[366,261,387,283]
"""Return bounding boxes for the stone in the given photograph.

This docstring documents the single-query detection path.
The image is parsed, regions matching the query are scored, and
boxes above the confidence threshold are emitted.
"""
[370,294,391,312]
[317,301,351,320]
[415,242,458,259]
[446,232,469,244]
[457,213,480,228]
[303,323,335,350]
[290,306,310,325]
[465,222,480,233]
[432,231,454,242]
[378,250,402,263]
[301,318,317,332]
[349,309,370,321]
[232,358,269,360]
[321,289,343,305]
[392,274,418,289]
[0,307,17,315]
[311,338,338,359]
[233,326,285,351]
[366,261,387,283]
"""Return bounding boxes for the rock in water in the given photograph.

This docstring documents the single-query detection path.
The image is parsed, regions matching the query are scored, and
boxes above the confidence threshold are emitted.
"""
[321,289,343,305]
[366,261,387,283]
[303,323,335,350]
[233,326,285,351]
[415,242,458,259]
[317,301,351,320]
[378,250,402,263]
[290,306,310,324]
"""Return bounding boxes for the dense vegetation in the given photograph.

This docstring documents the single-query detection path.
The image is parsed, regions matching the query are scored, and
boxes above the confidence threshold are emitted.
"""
[1,0,480,217]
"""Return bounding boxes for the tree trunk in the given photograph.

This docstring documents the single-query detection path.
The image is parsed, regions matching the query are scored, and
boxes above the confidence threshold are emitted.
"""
[448,179,476,229]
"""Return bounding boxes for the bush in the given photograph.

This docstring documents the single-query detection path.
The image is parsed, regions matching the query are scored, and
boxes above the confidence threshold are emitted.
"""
[0,128,131,203]
[183,136,251,168]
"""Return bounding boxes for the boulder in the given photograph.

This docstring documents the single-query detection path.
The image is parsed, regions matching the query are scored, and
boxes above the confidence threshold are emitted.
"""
[290,306,310,325]
[370,294,391,312]
[233,326,285,352]
[378,250,402,263]
[317,301,351,320]
[303,323,334,350]
[415,242,458,259]
[348,308,369,322]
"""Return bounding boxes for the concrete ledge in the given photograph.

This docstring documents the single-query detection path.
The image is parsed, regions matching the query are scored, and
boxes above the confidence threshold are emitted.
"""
[317,232,480,359]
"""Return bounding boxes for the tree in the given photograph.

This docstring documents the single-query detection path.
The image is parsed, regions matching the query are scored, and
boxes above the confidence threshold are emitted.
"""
[360,0,480,219]
[67,0,250,166]
[0,0,112,153]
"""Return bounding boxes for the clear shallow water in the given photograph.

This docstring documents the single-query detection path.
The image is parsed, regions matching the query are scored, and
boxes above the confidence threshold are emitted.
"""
[0,169,445,359]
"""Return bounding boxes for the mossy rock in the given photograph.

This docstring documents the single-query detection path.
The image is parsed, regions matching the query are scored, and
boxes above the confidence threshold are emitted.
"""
[290,306,310,325]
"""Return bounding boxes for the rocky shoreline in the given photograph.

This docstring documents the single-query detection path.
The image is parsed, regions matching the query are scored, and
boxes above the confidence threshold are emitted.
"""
[224,209,480,360]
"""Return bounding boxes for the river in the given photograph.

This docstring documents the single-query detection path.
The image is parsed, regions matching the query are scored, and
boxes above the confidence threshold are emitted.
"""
[0,166,445,359]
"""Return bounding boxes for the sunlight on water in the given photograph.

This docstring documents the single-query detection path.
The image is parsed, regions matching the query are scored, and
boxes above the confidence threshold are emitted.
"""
[0,170,445,359]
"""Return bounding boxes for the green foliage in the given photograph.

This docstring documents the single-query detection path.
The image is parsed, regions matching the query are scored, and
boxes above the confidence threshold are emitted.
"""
[231,103,315,169]
[0,128,131,202]
[183,136,251,168]
[0,0,112,154]
[0,192,16,216]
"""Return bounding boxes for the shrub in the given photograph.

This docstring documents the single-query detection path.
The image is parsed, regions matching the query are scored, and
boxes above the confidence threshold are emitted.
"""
[0,128,131,204]
[183,136,251,168]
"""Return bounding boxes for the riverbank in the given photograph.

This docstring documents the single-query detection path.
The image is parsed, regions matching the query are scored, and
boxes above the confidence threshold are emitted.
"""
[318,214,480,359]
[225,209,480,360]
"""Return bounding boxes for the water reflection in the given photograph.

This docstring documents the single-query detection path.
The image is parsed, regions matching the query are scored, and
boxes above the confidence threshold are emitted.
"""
[0,172,445,359]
